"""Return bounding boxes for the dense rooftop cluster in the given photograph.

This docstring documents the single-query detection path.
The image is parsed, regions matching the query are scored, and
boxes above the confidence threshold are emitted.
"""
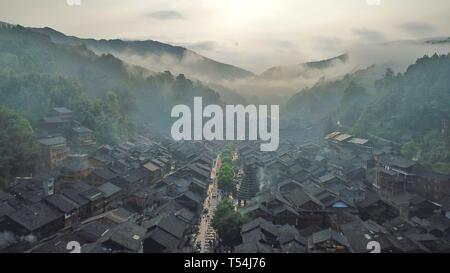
[0,107,449,253]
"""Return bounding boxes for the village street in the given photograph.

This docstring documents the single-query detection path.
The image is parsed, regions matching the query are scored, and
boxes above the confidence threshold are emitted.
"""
[194,155,222,253]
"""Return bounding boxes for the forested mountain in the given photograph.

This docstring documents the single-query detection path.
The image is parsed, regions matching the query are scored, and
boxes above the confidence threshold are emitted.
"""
[285,64,385,123]
[353,54,450,174]
[286,54,450,174]
[2,21,450,176]
[0,106,38,188]
[260,54,348,81]
[31,26,254,82]
[0,24,221,144]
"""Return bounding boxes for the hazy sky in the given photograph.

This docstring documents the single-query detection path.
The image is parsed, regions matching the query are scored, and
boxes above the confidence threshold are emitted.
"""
[1,0,449,72]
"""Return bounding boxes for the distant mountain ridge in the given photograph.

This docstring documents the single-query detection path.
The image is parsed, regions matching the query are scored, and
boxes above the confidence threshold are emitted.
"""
[425,37,450,44]
[31,26,255,82]
[0,23,222,142]
[259,54,348,81]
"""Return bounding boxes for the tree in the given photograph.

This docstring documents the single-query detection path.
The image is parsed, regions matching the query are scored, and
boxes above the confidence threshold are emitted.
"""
[217,144,236,193]
[0,106,38,189]
[221,149,233,164]
[212,199,247,247]
[212,198,235,223]
[338,82,369,125]
[400,141,420,160]
[217,163,236,194]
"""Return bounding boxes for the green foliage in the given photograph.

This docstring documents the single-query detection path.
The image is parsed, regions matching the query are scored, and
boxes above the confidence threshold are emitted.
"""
[0,25,222,144]
[217,163,236,194]
[212,198,235,223]
[217,143,237,193]
[211,199,247,247]
[286,65,382,124]
[400,141,421,160]
[0,71,133,144]
[419,130,450,174]
[354,55,450,140]
[289,54,450,175]
[338,82,369,125]
[0,106,38,189]
[221,145,233,165]
[354,55,450,174]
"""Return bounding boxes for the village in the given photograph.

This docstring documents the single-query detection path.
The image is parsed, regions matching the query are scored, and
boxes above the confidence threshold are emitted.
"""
[0,105,449,253]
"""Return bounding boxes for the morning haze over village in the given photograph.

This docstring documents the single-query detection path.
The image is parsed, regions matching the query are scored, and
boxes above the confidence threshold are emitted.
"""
[0,0,449,259]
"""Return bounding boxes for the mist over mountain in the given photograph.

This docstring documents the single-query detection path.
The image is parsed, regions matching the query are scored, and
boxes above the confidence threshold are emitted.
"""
[31,27,254,82]
[285,53,450,174]
[25,24,450,107]
[211,39,450,105]
[260,54,349,81]
[0,23,221,143]
[285,65,385,123]
[2,0,450,255]
[425,37,450,45]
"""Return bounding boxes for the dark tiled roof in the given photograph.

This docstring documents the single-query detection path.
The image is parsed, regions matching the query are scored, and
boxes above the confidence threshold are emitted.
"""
[77,221,111,242]
[145,227,181,252]
[174,190,203,208]
[106,207,134,223]
[174,208,195,224]
[143,213,187,239]
[309,228,351,249]
[0,202,15,218]
[81,188,104,201]
[38,136,66,146]
[91,168,118,181]
[62,188,89,206]
[242,217,279,237]
[0,189,12,202]
[427,215,450,232]
[7,202,63,232]
[97,182,122,198]
[45,194,80,213]
[123,168,148,183]
[104,221,146,252]
[283,188,323,209]
[234,241,275,253]
[278,224,306,246]
[340,220,374,253]
[380,155,417,169]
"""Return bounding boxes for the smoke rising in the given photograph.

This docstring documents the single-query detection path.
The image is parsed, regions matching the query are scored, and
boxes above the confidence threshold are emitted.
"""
[0,232,17,249]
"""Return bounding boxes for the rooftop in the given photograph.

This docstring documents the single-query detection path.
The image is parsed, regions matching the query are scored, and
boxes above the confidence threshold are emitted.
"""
[103,221,146,252]
[7,202,63,232]
[143,213,187,239]
[325,131,342,140]
[72,126,93,134]
[45,194,80,213]
[53,107,73,114]
[0,202,15,218]
[143,161,161,172]
[380,155,417,169]
[334,134,353,142]
[309,228,351,250]
[81,188,104,201]
[42,116,65,124]
[97,182,122,198]
[38,136,67,146]
[347,138,369,145]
